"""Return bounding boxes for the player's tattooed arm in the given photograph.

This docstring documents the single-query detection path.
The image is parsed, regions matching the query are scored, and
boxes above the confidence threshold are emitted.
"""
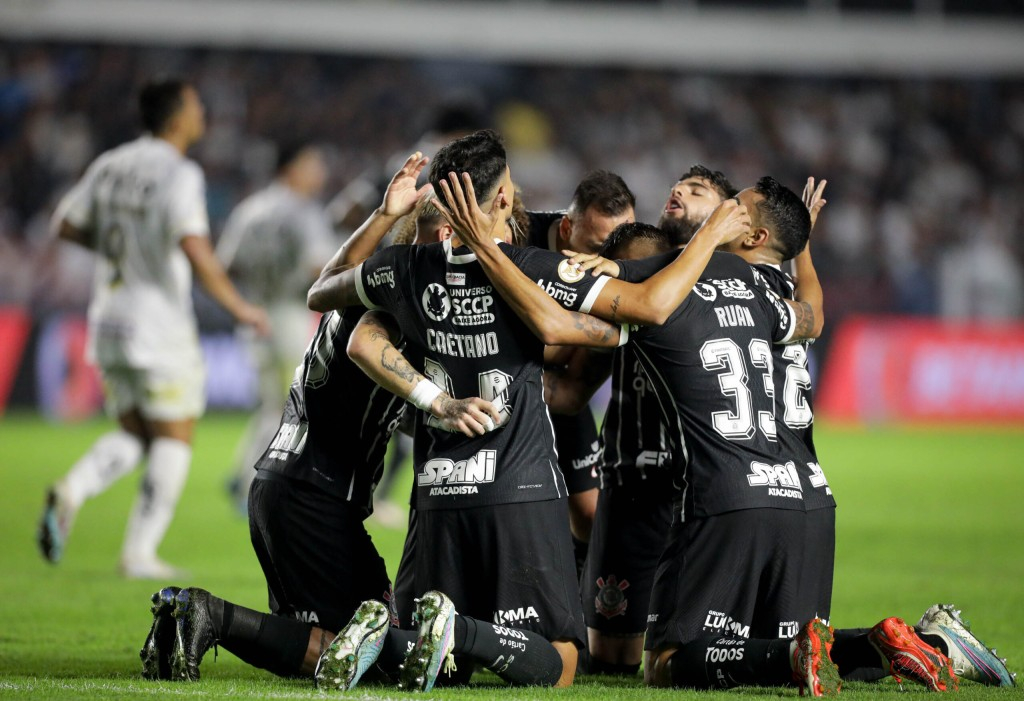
[786,299,821,341]
[307,266,363,311]
[434,173,623,348]
[792,177,826,334]
[347,311,501,437]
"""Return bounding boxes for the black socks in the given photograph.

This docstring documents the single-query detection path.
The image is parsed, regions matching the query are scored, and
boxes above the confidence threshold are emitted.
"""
[212,599,311,678]
[453,615,564,686]
[830,628,887,682]
[669,636,793,689]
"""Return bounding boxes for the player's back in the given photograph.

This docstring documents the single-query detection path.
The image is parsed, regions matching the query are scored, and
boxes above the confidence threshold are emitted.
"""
[257,307,407,516]
[217,183,335,307]
[356,239,612,511]
[628,252,805,518]
[69,135,209,368]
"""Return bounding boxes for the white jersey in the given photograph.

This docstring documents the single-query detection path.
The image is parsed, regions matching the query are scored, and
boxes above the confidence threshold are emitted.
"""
[216,182,335,307]
[57,135,209,369]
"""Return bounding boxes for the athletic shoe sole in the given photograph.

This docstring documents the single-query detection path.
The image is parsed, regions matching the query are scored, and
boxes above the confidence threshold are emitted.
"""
[398,591,456,692]
[314,600,390,691]
[794,618,841,697]
[869,616,958,692]
[140,586,181,680]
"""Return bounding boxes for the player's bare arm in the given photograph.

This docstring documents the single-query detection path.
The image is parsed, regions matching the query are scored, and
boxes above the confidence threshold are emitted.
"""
[544,347,614,415]
[318,152,431,275]
[786,298,821,341]
[347,310,502,436]
[180,234,270,336]
[792,176,826,335]
[434,173,623,349]
[54,219,94,249]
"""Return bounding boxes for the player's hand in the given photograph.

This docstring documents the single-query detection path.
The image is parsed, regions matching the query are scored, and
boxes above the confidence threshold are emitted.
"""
[560,250,621,278]
[237,303,271,337]
[696,198,750,246]
[434,171,506,250]
[381,151,432,217]
[432,395,503,437]
[802,177,827,231]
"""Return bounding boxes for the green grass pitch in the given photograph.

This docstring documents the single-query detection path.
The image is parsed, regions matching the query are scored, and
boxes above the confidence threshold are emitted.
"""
[1,411,1022,699]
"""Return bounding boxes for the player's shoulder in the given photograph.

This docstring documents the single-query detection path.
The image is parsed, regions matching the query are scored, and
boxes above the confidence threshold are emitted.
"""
[525,209,565,249]
[750,263,794,299]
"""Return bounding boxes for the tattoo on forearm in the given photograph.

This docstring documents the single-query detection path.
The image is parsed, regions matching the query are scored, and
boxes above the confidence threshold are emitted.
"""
[792,301,816,339]
[570,312,616,344]
[609,295,621,322]
[380,346,418,384]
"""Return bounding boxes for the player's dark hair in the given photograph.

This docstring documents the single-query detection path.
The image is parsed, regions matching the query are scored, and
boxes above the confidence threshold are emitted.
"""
[569,170,636,218]
[275,140,315,174]
[138,78,188,134]
[753,176,810,261]
[681,164,738,200]
[599,222,672,259]
[428,129,507,207]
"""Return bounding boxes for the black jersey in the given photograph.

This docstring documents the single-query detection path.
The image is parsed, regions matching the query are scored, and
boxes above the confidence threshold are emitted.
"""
[599,346,675,489]
[355,239,613,511]
[751,264,835,511]
[621,251,805,519]
[254,308,408,516]
[525,210,564,250]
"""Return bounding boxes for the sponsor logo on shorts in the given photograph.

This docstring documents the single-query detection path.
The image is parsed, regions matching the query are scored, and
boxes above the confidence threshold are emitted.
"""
[747,460,804,500]
[595,574,629,619]
[423,283,452,321]
[647,613,659,623]
[778,620,799,638]
[494,607,540,625]
[557,258,585,284]
[704,610,750,638]
[294,610,320,624]
[418,449,496,496]
[366,266,395,289]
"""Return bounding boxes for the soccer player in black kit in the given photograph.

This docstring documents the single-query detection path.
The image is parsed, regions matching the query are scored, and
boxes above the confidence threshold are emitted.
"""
[135,153,499,683]
[306,129,751,691]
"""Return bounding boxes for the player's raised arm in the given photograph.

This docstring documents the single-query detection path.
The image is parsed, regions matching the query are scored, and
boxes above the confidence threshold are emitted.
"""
[788,176,827,339]
[435,173,624,349]
[346,311,502,436]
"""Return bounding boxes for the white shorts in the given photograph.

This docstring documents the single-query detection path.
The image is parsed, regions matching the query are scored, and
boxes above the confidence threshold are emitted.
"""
[100,361,206,422]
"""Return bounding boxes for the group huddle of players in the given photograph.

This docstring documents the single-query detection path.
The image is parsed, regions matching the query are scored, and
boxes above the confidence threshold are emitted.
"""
[137,129,1014,695]
[34,77,1010,695]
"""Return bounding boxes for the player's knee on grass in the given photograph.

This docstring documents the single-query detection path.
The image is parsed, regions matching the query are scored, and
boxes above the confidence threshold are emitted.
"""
[588,630,643,674]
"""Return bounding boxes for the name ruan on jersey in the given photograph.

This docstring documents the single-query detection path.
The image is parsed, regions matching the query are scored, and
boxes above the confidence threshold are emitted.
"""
[418,449,497,496]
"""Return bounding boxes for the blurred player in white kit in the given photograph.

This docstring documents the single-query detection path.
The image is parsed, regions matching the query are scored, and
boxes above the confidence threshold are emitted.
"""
[37,77,269,579]
[216,142,336,512]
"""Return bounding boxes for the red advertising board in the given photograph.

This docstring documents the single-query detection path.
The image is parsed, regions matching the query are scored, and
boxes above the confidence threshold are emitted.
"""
[0,307,31,415]
[818,316,1024,423]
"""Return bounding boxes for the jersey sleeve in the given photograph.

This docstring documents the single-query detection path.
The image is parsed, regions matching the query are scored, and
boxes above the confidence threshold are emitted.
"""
[500,243,611,313]
[167,162,210,240]
[615,250,677,282]
[760,285,798,343]
[355,246,404,312]
[56,158,105,232]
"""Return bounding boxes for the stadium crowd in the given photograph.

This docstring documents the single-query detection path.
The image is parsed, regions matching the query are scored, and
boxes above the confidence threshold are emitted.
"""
[2,41,1023,348]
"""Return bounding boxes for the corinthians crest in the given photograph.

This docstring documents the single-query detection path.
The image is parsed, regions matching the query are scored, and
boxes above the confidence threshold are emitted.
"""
[595,574,629,619]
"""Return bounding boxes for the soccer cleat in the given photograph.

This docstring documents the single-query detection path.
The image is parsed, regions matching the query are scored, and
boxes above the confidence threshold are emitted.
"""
[140,586,182,680]
[314,600,391,691]
[868,616,958,692]
[398,591,457,692]
[917,604,1015,687]
[792,618,841,697]
[37,486,76,563]
[169,587,219,681]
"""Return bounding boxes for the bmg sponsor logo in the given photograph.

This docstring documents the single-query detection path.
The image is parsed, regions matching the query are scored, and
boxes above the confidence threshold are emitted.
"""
[536,279,579,308]
[418,449,496,496]
[366,266,395,289]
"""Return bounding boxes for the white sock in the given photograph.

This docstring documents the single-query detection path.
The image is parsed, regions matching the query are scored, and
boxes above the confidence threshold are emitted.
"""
[121,437,191,565]
[60,430,145,508]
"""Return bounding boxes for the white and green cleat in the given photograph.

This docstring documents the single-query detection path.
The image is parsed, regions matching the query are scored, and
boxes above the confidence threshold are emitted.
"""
[398,591,457,692]
[917,604,1016,687]
[314,600,390,691]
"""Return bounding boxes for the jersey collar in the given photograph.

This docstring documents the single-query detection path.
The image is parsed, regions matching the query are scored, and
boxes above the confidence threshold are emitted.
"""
[443,238,507,265]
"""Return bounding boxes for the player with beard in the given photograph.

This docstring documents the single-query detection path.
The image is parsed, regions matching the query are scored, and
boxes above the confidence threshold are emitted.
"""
[306,130,751,691]
[135,154,498,684]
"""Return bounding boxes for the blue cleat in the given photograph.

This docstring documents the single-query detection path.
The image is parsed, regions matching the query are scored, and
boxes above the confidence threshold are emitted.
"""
[398,591,457,692]
[314,599,391,691]
[917,604,1015,687]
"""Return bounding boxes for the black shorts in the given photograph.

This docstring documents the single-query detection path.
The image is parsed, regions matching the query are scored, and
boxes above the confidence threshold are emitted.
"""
[398,499,586,648]
[248,472,394,633]
[583,477,673,636]
[551,411,601,495]
[645,508,808,651]
[797,507,835,625]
